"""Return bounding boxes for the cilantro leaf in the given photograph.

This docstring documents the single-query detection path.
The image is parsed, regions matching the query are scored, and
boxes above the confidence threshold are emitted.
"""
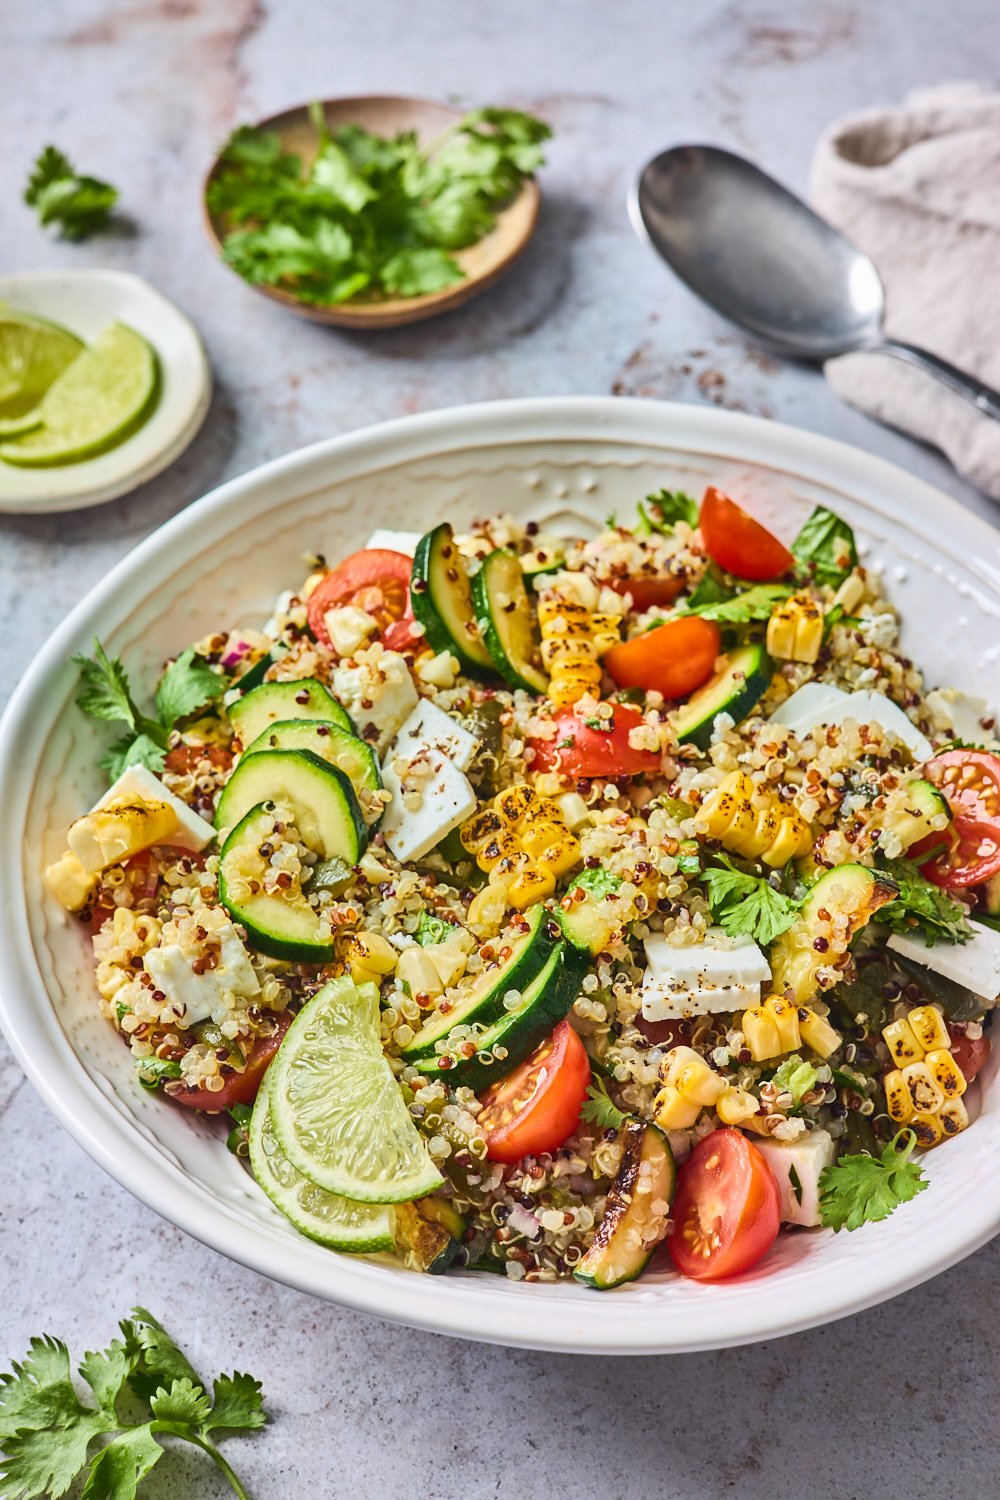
[201,1373,266,1435]
[877,856,972,946]
[0,1412,114,1499]
[24,146,118,241]
[78,1341,134,1416]
[73,640,145,729]
[638,489,699,533]
[771,1055,818,1106]
[683,564,734,612]
[791,506,857,589]
[126,1310,200,1399]
[97,732,167,781]
[154,647,227,727]
[683,583,792,625]
[381,247,465,296]
[572,866,622,900]
[80,1427,163,1500]
[149,1379,212,1427]
[579,1079,627,1132]
[415,911,452,946]
[700,854,800,945]
[819,1128,928,1231]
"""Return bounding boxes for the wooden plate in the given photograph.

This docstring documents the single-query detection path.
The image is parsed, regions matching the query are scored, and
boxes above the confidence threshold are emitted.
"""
[203,95,541,329]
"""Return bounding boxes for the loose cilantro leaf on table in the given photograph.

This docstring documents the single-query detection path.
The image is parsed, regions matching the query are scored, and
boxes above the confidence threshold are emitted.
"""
[0,1307,265,1499]
[24,146,118,240]
[73,638,228,781]
[877,856,972,946]
[819,1128,928,1231]
[791,505,857,589]
[579,1078,627,1131]
[207,103,551,306]
[700,854,800,945]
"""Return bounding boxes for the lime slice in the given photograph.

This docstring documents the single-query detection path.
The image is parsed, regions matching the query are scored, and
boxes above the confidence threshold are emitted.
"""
[0,309,83,421]
[269,978,444,1204]
[249,1075,396,1252]
[0,321,158,468]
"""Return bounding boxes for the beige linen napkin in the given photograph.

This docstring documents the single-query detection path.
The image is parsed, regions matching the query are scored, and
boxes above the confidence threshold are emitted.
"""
[809,82,1000,498]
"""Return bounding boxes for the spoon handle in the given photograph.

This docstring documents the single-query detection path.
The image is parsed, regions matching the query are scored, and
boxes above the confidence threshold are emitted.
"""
[878,338,1000,420]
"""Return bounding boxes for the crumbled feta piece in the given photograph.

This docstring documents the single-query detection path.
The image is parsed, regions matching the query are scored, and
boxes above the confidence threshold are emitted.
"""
[544,570,599,611]
[888,923,1000,1002]
[322,605,378,657]
[756,1128,836,1227]
[331,647,418,755]
[858,611,898,650]
[145,921,260,1028]
[366,530,421,556]
[926,687,997,746]
[769,683,932,761]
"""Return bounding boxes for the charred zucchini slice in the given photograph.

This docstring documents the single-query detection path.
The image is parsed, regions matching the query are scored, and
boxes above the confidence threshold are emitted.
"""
[574,1120,676,1289]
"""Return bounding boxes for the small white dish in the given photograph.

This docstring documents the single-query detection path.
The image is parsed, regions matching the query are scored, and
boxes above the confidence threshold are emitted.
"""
[0,269,211,514]
[2,397,1000,1353]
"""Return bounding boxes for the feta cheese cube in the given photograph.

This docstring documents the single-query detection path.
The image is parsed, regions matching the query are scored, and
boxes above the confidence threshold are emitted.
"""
[331,648,418,756]
[366,530,421,556]
[91,764,215,852]
[769,684,931,762]
[640,928,771,1021]
[755,1128,836,1227]
[379,702,478,863]
[144,921,259,1027]
[925,687,998,746]
[888,923,1000,1002]
[388,699,479,773]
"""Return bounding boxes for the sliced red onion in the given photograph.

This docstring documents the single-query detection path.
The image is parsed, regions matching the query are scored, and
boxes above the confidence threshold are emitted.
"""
[507,1204,542,1240]
[221,637,252,669]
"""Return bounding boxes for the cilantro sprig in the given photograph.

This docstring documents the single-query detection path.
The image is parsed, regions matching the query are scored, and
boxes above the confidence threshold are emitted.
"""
[73,639,228,780]
[699,854,800,945]
[24,147,118,241]
[635,489,699,534]
[579,1079,627,1132]
[876,855,972,946]
[818,1128,928,1231]
[208,103,550,306]
[0,1307,265,1499]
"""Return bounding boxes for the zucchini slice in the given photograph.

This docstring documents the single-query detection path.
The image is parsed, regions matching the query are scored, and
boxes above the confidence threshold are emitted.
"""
[244,719,382,824]
[411,523,493,671]
[882,777,951,852]
[393,1199,464,1274]
[673,643,773,750]
[471,547,549,694]
[413,941,586,1091]
[574,1120,676,1289]
[229,679,352,746]
[219,804,338,960]
[215,747,367,855]
[400,903,558,1060]
[771,862,899,999]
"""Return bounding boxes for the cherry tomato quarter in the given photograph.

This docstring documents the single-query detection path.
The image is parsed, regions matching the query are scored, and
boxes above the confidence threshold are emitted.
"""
[169,1011,293,1113]
[528,703,662,779]
[307,549,419,653]
[699,487,794,582]
[666,1127,781,1281]
[478,1020,591,1163]
[604,615,720,701]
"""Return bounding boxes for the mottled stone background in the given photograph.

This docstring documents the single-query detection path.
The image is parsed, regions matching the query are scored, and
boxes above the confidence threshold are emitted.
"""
[3,3,1000,1495]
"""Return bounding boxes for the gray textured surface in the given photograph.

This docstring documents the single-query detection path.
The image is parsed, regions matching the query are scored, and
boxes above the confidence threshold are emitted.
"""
[3,2,1000,1495]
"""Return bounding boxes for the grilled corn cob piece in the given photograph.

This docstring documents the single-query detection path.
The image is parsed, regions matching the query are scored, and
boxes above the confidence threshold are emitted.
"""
[881,1004,968,1146]
[766,592,824,664]
[67,794,178,874]
[699,769,812,867]
[537,591,621,708]
[740,993,841,1061]
[461,782,581,912]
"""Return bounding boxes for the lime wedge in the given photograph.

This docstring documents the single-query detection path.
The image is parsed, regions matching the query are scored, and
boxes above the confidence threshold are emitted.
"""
[0,309,84,421]
[0,321,158,468]
[269,978,444,1204]
[249,1075,396,1252]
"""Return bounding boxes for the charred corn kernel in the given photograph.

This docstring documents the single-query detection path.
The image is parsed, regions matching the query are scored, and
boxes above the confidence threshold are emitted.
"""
[798,1008,841,1057]
[396,945,443,999]
[880,1012,969,1146]
[539,586,617,707]
[741,1005,782,1062]
[476,830,521,872]
[460,808,506,854]
[653,1085,702,1130]
[660,1046,727,1107]
[884,1068,913,1124]
[907,1004,951,1053]
[939,1097,970,1137]
[766,592,824,664]
[902,1059,945,1115]
[68,796,178,874]
[716,1085,759,1124]
[508,865,557,908]
[699,769,812,866]
[925,1047,967,1100]
[45,851,99,912]
[345,932,398,985]
[909,1112,943,1149]
[883,1016,924,1067]
[460,782,581,913]
[496,785,537,823]
[768,995,801,1052]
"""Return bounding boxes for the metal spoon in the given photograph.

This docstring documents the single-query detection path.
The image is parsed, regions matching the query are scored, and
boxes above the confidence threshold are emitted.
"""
[631,143,1000,419]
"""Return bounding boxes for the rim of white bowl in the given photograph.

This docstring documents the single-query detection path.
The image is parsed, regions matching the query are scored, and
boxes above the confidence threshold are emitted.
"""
[2,396,1000,1353]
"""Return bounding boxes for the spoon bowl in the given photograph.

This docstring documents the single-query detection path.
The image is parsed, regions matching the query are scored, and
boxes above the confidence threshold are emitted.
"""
[633,143,1000,417]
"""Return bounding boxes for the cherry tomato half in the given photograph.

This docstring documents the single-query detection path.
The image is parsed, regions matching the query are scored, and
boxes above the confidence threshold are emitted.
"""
[666,1127,781,1281]
[604,615,720,702]
[919,750,1000,886]
[169,1012,292,1113]
[608,576,687,612]
[699,487,794,582]
[948,1025,992,1083]
[478,1020,591,1163]
[529,703,662,779]
[307,549,420,653]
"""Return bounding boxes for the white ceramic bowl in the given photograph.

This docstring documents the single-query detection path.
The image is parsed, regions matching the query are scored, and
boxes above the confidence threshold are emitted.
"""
[0,269,211,513]
[2,397,999,1354]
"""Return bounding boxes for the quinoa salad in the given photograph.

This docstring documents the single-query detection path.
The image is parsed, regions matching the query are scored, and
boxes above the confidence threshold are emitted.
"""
[46,484,1000,1286]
